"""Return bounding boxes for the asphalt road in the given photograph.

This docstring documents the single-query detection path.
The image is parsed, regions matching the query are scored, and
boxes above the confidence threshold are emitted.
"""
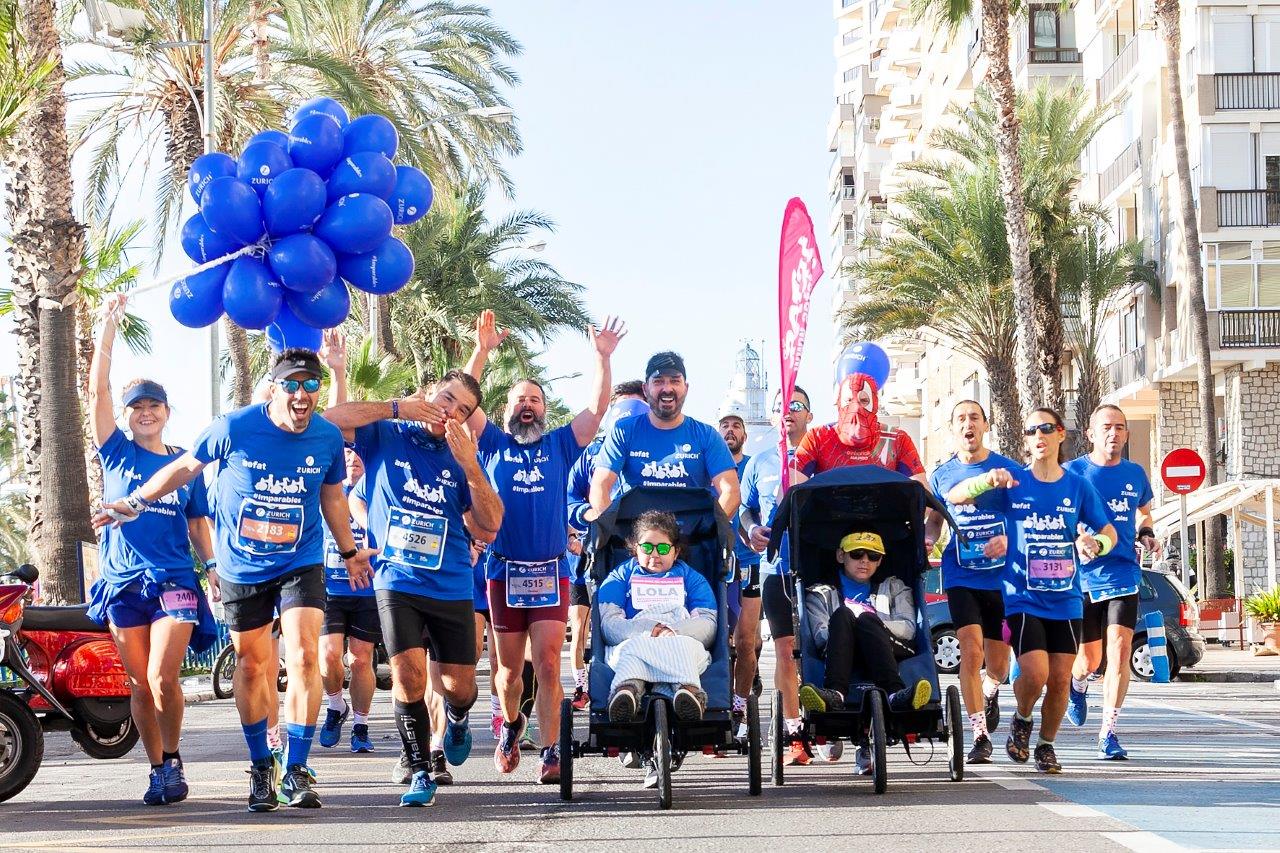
[3,651,1277,852]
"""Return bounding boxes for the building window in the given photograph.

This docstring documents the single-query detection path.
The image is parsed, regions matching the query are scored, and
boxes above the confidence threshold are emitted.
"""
[1121,303,1139,353]
[1032,7,1060,49]
[1204,242,1280,309]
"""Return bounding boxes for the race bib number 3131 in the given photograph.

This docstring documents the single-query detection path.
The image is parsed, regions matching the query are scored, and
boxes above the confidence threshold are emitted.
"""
[1027,542,1075,592]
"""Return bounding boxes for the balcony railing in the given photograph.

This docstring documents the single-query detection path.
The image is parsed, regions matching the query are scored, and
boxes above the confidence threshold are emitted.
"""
[869,0,880,21]
[1217,189,1280,227]
[842,185,857,199]
[869,204,888,225]
[1099,140,1140,199]
[1219,309,1280,348]
[1028,47,1081,63]
[1107,346,1147,390]
[1214,73,1280,110]
[843,229,859,245]
[1098,38,1139,103]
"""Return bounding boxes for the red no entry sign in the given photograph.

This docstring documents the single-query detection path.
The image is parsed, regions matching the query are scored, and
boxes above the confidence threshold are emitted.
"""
[1161,448,1207,494]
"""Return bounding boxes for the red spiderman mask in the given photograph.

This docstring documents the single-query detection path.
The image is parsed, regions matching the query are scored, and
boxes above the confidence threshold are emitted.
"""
[836,373,880,449]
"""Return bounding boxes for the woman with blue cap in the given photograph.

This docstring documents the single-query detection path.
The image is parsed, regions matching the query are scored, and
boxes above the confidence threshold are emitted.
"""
[86,294,219,806]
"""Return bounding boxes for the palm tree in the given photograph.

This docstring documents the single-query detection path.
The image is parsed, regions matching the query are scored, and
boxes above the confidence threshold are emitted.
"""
[911,0,1045,415]
[0,0,54,141]
[843,167,1024,455]
[1,0,94,602]
[1154,0,1224,597]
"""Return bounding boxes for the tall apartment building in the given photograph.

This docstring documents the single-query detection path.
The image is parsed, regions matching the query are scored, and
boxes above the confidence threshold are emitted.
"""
[828,0,1280,590]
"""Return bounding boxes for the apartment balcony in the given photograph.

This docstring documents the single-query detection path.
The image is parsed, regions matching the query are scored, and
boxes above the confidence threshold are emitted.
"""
[1214,189,1280,228]
[1213,73,1280,111]
[1107,346,1148,391]
[1099,140,1140,200]
[1219,309,1280,348]
[1097,38,1139,104]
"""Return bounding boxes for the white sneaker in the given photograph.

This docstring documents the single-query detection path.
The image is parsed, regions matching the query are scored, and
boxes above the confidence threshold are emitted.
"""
[816,741,844,763]
[854,744,872,776]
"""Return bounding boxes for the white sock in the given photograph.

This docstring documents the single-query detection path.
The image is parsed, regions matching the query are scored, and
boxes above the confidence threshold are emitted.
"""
[732,694,747,713]
[1071,676,1089,695]
[575,668,587,688]
[982,677,1000,699]
[969,711,988,739]
[266,724,282,750]
[326,691,346,713]
[490,694,502,716]
[785,717,802,735]
[431,734,444,753]
[1101,706,1120,737]
[352,710,369,727]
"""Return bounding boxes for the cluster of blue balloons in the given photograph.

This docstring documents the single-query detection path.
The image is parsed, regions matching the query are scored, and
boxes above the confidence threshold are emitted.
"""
[170,97,435,351]
[836,341,890,390]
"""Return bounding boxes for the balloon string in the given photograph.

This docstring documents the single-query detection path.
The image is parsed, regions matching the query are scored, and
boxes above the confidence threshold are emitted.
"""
[129,243,260,299]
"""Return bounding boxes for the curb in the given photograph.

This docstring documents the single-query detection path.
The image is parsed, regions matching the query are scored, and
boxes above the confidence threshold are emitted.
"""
[1176,670,1280,684]
[184,689,220,704]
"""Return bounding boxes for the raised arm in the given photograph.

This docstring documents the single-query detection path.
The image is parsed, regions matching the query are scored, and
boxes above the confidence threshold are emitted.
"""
[320,329,348,408]
[462,309,510,434]
[570,317,627,447]
[445,419,503,542]
[946,468,1019,505]
[323,398,443,442]
[88,294,128,447]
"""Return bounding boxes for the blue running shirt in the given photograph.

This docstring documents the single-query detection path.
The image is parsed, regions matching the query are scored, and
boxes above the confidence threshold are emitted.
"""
[323,477,371,598]
[354,420,474,601]
[193,404,345,585]
[1063,457,1153,600]
[99,428,210,585]
[595,414,734,493]
[930,452,1021,592]
[732,455,759,570]
[596,558,716,619]
[739,446,794,577]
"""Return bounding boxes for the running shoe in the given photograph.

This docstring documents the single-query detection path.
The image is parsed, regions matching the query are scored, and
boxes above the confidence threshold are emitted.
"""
[400,770,437,807]
[490,712,503,739]
[984,688,1001,733]
[1006,716,1032,764]
[538,745,561,784]
[1034,742,1062,773]
[429,749,453,785]
[519,730,538,751]
[1097,732,1129,760]
[392,750,412,785]
[279,764,321,808]
[161,757,189,803]
[571,685,588,711]
[247,759,278,812]
[494,713,526,774]
[143,768,167,806]
[642,757,659,789]
[967,733,994,764]
[752,672,763,697]
[319,704,349,748]
[673,685,706,721]
[816,741,844,763]
[607,682,641,723]
[350,723,374,754]
[783,734,812,766]
[888,678,932,714]
[443,711,473,765]
[854,743,872,776]
[1067,681,1088,727]
[798,684,844,713]
[619,751,642,769]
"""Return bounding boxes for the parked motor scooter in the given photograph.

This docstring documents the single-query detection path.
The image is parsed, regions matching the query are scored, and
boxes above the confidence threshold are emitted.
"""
[0,564,137,802]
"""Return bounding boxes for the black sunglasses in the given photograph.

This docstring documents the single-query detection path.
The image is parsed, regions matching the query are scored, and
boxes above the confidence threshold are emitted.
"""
[773,400,809,414]
[845,549,883,562]
[278,378,321,394]
[1023,423,1061,437]
[638,542,674,556]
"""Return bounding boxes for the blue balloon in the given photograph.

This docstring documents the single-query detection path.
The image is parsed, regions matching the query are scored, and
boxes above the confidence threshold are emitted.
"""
[293,96,349,130]
[288,114,344,176]
[286,277,351,329]
[267,303,323,352]
[222,256,283,330]
[314,193,393,255]
[326,151,397,201]
[836,341,891,390]
[337,237,414,295]
[388,165,433,225]
[247,129,289,149]
[263,168,327,237]
[187,152,236,203]
[180,213,240,264]
[268,233,337,293]
[169,265,227,328]
[237,141,293,199]
[342,114,398,159]
[199,176,265,246]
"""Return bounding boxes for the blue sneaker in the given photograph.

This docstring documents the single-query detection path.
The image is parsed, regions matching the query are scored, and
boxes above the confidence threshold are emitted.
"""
[319,705,349,748]
[1067,682,1088,727]
[143,768,167,805]
[443,710,473,766]
[161,757,189,803]
[279,764,321,808]
[399,770,437,807]
[351,723,374,753]
[1098,732,1129,760]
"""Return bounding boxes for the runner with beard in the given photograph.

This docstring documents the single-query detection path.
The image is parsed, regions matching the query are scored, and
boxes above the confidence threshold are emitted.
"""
[464,310,627,783]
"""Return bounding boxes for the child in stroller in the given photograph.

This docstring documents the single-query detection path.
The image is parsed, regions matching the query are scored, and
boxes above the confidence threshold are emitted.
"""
[597,510,718,724]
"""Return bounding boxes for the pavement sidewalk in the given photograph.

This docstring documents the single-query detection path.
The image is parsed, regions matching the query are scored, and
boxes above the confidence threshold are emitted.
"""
[1178,643,1280,685]
[181,674,217,704]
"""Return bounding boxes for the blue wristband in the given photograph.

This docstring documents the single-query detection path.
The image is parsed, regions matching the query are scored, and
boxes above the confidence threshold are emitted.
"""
[391,399,399,420]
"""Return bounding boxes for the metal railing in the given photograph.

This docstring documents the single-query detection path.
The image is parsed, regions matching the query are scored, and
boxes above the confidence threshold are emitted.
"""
[1099,140,1140,199]
[869,204,888,224]
[1214,72,1280,110]
[1098,38,1140,102]
[1217,189,1280,227]
[844,228,860,245]
[1028,47,1081,63]
[1219,309,1280,348]
[1106,346,1147,389]
[843,67,860,83]
[869,0,881,20]
[842,184,857,199]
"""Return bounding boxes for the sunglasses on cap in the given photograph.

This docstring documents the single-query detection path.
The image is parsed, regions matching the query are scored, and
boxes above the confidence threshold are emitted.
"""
[638,542,674,556]
[774,400,809,413]
[1023,423,1062,437]
[278,378,322,394]
[845,549,883,562]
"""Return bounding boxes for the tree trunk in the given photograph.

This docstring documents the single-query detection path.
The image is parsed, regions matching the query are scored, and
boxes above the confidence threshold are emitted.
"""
[373,295,398,359]
[250,2,271,83]
[224,319,254,407]
[1074,352,1104,455]
[2,0,95,602]
[984,356,1024,458]
[981,0,1047,417]
[76,301,104,503]
[1033,266,1066,414]
[1157,0,1226,598]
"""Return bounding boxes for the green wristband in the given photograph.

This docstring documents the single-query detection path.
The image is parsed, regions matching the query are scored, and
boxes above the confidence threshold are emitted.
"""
[1094,533,1113,556]
[965,478,994,499]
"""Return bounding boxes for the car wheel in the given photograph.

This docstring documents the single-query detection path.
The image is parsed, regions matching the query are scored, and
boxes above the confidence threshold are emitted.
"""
[1130,634,1180,682]
[932,628,961,675]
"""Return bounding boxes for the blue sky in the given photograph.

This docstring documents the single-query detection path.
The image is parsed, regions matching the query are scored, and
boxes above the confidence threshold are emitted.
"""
[1,1,839,446]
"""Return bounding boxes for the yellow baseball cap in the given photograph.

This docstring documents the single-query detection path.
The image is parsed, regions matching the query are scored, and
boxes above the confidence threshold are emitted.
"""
[839,531,885,555]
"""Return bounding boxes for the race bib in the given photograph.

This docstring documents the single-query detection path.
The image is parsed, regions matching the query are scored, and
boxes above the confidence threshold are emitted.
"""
[629,574,685,612]
[958,520,1006,571]
[505,559,560,608]
[236,499,303,556]
[1087,583,1139,604]
[159,583,199,624]
[382,509,447,571]
[324,526,365,583]
[1026,542,1076,592]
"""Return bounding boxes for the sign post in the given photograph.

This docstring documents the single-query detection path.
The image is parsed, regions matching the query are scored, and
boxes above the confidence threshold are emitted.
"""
[1161,448,1207,590]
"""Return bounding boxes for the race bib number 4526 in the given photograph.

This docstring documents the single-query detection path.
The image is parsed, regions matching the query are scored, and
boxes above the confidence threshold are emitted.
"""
[382,509,447,571]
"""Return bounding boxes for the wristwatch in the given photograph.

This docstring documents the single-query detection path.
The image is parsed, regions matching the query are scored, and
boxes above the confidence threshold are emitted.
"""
[339,546,358,560]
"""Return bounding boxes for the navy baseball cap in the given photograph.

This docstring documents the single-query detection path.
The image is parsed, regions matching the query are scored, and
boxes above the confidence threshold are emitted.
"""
[122,380,168,408]
[645,351,686,380]
[269,350,324,382]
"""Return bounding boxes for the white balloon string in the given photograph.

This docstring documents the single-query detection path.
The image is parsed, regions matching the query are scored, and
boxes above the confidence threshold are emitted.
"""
[129,243,261,299]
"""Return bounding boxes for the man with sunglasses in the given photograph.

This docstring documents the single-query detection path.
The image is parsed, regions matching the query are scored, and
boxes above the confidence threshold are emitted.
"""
[323,370,504,807]
[927,400,1018,764]
[740,387,813,764]
[97,348,374,812]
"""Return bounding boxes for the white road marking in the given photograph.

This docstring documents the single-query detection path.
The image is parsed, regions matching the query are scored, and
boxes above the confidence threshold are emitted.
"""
[1038,801,1106,818]
[1127,698,1280,734]
[1102,831,1190,852]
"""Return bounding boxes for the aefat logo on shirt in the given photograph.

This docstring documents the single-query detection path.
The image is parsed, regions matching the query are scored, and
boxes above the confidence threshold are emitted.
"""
[242,458,267,471]
[1107,497,1132,516]
[641,459,689,481]
[255,474,307,495]
[402,476,446,504]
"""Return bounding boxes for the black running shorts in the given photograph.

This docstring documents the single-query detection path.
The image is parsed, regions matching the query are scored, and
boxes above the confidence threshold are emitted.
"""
[1007,612,1082,657]
[946,586,1006,643]
[375,589,477,665]
[1081,592,1140,644]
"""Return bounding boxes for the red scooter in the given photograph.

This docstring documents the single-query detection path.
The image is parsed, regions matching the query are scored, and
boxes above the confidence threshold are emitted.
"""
[0,564,137,803]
